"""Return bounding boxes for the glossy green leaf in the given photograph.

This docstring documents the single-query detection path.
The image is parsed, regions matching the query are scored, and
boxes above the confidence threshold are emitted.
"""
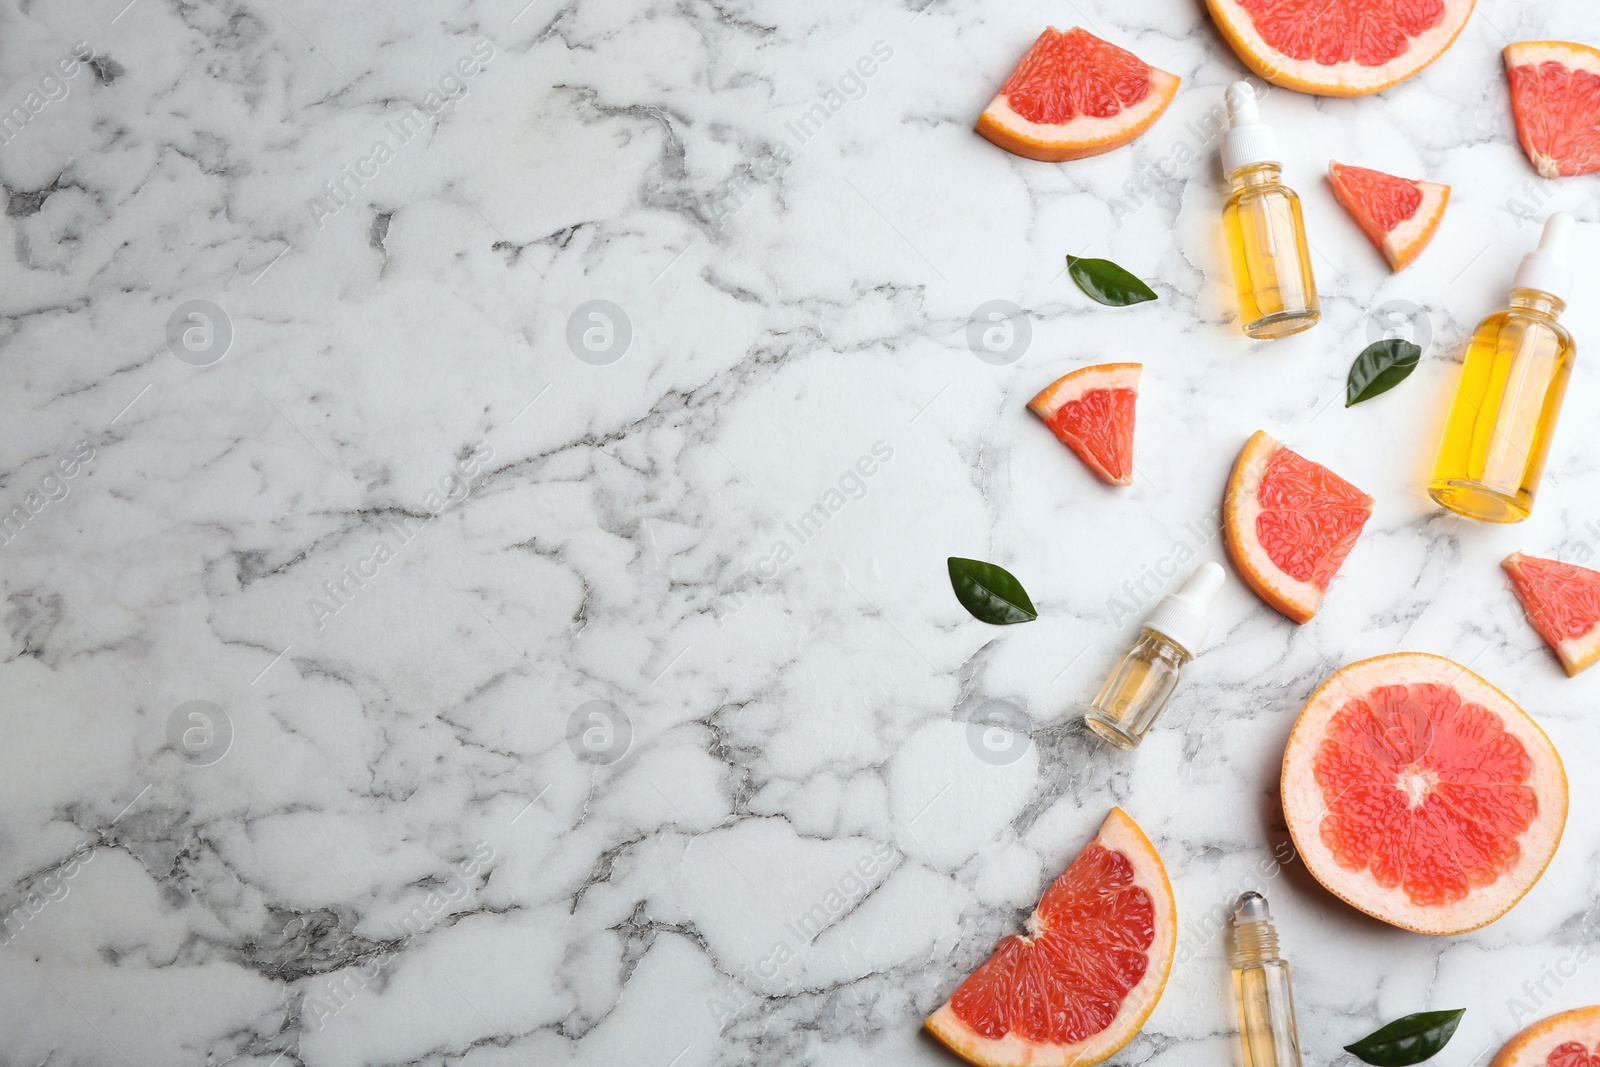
[947,557,1037,625]
[1344,1009,1466,1067]
[1346,338,1422,406]
[1066,255,1158,307]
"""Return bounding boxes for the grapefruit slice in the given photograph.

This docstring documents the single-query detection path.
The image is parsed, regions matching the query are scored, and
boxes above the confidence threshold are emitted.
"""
[1489,1006,1600,1067]
[1505,42,1600,178]
[925,807,1175,1067]
[1223,431,1373,624]
[1282,653,1567,935]
[1205,0,1475,97]
[1328,162,1450,271]
[1504,552,1600,677]
[976,28,1179,162]
[1027,363,1140,486]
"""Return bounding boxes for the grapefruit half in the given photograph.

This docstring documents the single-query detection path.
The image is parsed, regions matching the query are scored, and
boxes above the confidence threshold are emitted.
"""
[1223,431,1373,624]
[1282,653,1567,935]
[1504,552,1600,677]
[1027,363,1140,486]
[1505,42,1600,178]
[1489,1006,1600,1067]
[977,28,1179,162]
[1328,162,1449,271]
[925,807,1175,1067]
[1205,0,1475,97]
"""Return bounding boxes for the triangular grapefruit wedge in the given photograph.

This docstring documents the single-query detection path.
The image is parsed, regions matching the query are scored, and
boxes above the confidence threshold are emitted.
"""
[1504,552,1600,677]
[1027,363,1140,486]
[1205,0,1475,97]
[977,28,1179,162]
[1223,431,1372,624]
[1328,162,1449,271]
[1505,41,1600,178]
[1282,653,1567,935]
[1489,1006,1600,1067]
[925,807,1175,1067]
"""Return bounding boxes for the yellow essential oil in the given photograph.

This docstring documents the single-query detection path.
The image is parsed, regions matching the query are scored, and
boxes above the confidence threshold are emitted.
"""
[1083,563,1224,750]
[1223,165,1320,338]
[1219,83,1319,339]
[1083,630,1190,749]
[1429,214,1577,523]
[1232,893,1303,1067]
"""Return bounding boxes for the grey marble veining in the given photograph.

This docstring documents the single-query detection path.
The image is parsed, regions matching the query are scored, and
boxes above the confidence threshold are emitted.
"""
[2,0,1599,1064]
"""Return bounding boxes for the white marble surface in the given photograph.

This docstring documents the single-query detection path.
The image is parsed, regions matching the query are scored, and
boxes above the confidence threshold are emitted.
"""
[2,0,1599,1064]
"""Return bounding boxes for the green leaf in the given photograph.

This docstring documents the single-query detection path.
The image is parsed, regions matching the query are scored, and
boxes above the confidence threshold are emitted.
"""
[1346,338,1422,406]
[1344,1009,1466,1067]
[947,557,1037,625]
[1066,255,1158,307]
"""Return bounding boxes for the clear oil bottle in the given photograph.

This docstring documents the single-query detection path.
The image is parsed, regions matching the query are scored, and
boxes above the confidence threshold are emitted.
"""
[1232,892,1303,1067]
[1220,83,1320,339]
[1429,213,1578,523]
[1083,563,1225,749]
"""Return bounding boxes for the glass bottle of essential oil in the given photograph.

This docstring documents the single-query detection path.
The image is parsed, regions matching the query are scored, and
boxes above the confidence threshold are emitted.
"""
[1429,212,1577,523]
[1083,563,1225,749]
[1220,82,1320,339]
[1232,892,1304,1067]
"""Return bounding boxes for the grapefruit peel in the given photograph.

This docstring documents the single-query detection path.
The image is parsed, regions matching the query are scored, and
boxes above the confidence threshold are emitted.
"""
[1505,41,1600,178]
[1223,431,1373,624]
[1281,653,1567,935]
[1204,0,1476,97]
[1328,162,1450,271]
[1503,552,1600,677]
[1027,363,1141,486]
[1488,1006,1600,1067]
[924,807,1176,1067]
[977,27,1179,162]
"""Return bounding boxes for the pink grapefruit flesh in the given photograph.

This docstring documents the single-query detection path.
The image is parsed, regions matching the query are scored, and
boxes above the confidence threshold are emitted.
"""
[1282,653,1567,934]
[1505,41,1600,178]
[925,807,1176,1067]
[1224,431,1373,624]
[1328,161,1449,271]
[1205,0,1476,97]
[1027,363,1140,486]
[1504,552,1600,677]
[977,28,1179,162]
[1489,1006,1600,1067]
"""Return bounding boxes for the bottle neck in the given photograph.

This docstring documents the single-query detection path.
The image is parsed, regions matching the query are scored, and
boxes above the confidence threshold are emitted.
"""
[1226,162,1283,190]
[1508,288,1565,319]
[1136,628,1194,666]
[1232,919,1280,965]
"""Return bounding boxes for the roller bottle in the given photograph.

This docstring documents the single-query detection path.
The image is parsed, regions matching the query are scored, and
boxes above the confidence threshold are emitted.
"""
[1220,82,1320,339]
[1429,212,1578,523]
[1232,892,1304,1067]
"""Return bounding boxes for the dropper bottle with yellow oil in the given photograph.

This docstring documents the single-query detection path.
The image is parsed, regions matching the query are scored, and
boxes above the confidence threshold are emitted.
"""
[1232,892,1304,1067]
[1429,212,1578,523]
[1083,563,1225,749]
[1220,82,1320,339]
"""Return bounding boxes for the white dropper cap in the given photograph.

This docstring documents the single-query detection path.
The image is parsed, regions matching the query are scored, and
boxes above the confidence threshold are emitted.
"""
[1512,212,1576,301]
[1142,562,1226,657]
[1221,81,1280,175]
